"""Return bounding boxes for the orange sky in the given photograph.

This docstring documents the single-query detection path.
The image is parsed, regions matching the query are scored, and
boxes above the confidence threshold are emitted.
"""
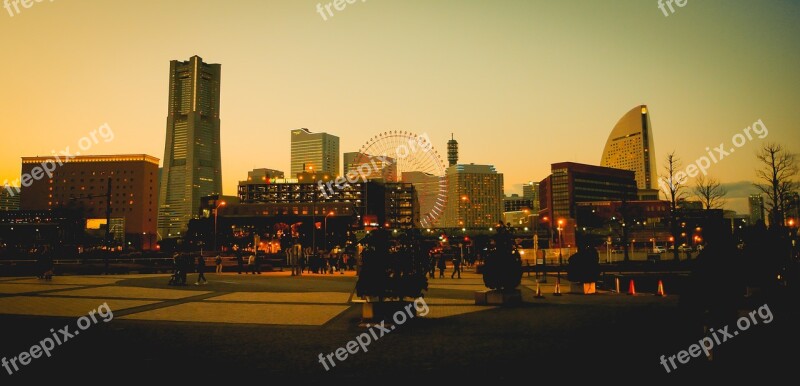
[1,0,799,214]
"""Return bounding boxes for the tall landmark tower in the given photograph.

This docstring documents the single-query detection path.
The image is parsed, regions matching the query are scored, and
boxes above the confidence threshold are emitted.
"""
[157,55,222,238]
[447,134,459,166]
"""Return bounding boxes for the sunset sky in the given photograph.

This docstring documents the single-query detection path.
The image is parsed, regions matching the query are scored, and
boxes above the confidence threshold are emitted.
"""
[1,0,799,214]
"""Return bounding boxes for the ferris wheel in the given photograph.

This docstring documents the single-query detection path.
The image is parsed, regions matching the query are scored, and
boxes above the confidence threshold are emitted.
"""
[358,131,447,228]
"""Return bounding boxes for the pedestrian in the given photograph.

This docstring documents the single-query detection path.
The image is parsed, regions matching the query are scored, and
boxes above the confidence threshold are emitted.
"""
[195,255,207,285]
[429,252,436,279]
[254,252,262,274]
[437,254,446,278]
[292,242,303,276]
[215,254,223,274]
[236,251,244,274]
[247,253,255,274]
[178,253,189,285]
[451,252,462,279]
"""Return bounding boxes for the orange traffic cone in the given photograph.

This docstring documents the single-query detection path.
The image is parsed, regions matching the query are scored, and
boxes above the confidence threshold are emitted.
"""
[614,277,620,293]
[553,275,562,296]
[534,282,544,299]
[656,280,666,297]
[627,279,636,296]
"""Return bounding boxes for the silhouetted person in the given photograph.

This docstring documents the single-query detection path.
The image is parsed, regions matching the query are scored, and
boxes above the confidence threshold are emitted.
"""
[437,254,446,278]
[195,255,207,285]
[236,251,244,274]
[451,251,462,279]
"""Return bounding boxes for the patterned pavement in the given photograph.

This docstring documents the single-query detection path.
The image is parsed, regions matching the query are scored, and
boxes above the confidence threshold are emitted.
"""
[0,271,500,326]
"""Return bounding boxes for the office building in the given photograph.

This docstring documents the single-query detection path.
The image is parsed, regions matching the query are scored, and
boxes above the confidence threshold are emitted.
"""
[600,105,659,199]
[158,55,222,239]
[523,181,540,210]
[20,154,159,248]
[0,189,20,211]
[290,128,340,176]
[539,162,637,222]
[504,194,533,212]
[441,164,504,228]
[343,152,397,182]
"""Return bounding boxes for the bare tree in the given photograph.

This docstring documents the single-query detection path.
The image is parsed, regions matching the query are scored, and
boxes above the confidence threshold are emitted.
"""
[661,152,688,261]
[693,175,727,210]
[754,143,798,229]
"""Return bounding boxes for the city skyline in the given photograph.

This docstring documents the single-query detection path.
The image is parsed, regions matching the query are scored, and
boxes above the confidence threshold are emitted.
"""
[2,1,799,216]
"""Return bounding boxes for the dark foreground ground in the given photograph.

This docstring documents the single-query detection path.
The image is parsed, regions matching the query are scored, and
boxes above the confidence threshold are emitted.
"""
[0,270,796,383]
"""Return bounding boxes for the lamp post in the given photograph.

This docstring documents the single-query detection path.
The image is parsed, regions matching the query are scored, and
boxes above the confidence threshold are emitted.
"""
[324,211,334,251]
[213,201,226,252]
[557,218,564,265]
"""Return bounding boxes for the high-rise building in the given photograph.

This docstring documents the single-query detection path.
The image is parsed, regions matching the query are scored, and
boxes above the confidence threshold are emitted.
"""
[20,154,159,248]
[158,55,222,239]
[522,181,540,212]
[447,134,459,166]
[291,128,340,177]
[343,152,397,182]
[441,164,504,228]
[749,194,765,224]
[601,105,658,199]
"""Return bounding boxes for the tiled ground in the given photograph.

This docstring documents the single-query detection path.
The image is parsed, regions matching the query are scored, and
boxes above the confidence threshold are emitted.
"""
[0,271,508,325]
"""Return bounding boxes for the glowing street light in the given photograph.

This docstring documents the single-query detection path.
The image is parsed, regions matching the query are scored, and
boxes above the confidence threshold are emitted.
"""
[213,201,226,252]
[324,211,335,250]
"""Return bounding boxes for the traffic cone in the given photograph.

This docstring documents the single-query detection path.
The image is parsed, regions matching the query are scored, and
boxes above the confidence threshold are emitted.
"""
[656,280,666,297]
[534,282,544,299]
[627,279,636,296]
[614,277,620,293]
[553,275,562,296]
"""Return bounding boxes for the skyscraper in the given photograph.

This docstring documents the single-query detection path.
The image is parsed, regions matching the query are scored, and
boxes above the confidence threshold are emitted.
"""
[290,128,340,177]
[749,194,765,224]
[157,55,222,238]
[601,105,658,199]
[441,164,504,228]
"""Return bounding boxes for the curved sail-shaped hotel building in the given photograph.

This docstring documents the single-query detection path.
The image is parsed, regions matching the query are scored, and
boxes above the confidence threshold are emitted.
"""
[600,105,660,200]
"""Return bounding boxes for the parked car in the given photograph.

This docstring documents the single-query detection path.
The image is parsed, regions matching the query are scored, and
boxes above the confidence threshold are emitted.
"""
[678,245,693,252]
[653,246,667,253]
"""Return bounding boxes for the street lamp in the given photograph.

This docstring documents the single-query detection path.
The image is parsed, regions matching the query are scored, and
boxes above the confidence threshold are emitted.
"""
[557,218,564,265]
[324,211,334,251]
[213,201,226,252]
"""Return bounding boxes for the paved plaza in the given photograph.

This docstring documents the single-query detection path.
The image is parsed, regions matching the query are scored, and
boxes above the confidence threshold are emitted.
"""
[0,269,793,382]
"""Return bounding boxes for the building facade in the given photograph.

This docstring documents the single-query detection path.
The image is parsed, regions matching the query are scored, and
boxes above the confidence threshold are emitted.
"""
[441,164,504,228]
[290,128,340,176]
[0,189,20,211]
[343,152,397,182]
[539,162,637,222]
[600,105,659,199]
[158,55,222,239]
[238,176,418,229]
[20,154,160,248]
